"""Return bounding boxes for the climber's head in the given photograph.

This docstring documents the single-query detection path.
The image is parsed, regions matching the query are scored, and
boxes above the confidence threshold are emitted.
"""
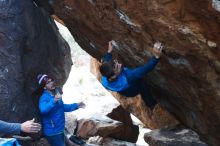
[37,74,55,90]
[100,59,122,81]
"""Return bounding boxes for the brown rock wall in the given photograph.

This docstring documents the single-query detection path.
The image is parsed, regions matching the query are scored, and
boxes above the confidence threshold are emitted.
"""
[52,1,220,145]
[0,0,72,123]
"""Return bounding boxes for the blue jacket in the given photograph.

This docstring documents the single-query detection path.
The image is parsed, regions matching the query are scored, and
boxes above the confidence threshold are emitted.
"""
[39,90,79,136]
[101,53,159,96]
[0,138,20,146]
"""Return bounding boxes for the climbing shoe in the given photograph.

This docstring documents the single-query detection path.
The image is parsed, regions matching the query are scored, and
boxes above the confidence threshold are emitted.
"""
[69,135,85,145]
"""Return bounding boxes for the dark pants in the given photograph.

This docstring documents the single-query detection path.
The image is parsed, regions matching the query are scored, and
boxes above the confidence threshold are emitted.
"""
[45,133,65,146]
[119,81,157,108]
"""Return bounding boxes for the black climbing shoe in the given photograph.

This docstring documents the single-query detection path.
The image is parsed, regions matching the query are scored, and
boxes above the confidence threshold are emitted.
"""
[69,135,85,145]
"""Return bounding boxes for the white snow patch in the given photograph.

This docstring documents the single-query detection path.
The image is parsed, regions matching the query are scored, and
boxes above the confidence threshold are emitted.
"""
[212,0,220,12]
[115,9,136,26]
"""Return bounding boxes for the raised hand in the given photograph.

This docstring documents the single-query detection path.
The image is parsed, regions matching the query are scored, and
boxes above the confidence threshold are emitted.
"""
[77,102,86,109]
[108,41,113,53]
[152,42,163,58]
[21,118,41,133]
[54,93,62,102]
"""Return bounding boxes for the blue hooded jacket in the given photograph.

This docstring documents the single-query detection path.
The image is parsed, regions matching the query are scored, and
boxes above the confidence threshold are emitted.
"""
[101,68,130,91]
[39,90,78,136]
[101,53,159,96]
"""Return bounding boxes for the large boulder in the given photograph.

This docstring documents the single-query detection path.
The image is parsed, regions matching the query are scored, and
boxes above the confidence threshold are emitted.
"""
[66,106,140,143]
[76,115,123,139]
[52,1,220,145]
[0,0,72,123]
[111,92,179,129]
[107,105,139,143]
[144,125,208,146]
[88,136,136,146]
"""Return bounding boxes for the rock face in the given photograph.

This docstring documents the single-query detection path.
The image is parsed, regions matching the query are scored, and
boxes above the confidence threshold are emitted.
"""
[111,92,179,129]
[107,106,139,143]
[65,105,139,143]
[0,0,72,123]
[65,110,139,143]
[18,138,50,146]
[88,136,136,146]
[144,125,208,146]
[52,1,220,145]
[76,116,123,139]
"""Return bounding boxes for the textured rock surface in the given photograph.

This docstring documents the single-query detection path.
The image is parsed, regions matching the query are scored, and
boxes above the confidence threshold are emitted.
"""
[52,1,220,145]
[76,116,122,139]
[112,92,179,129]
[65,111,139,144]
[88,136,136,146]
[18,138,50,146]
[0,0,72,123]
[144,125,208,146]
[107,105,139,143]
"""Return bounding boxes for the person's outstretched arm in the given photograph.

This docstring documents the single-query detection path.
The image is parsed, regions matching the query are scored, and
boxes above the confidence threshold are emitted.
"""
[63,103,78,112]
[126,42,163,79]
[127,57,159,78]
[0,120,21,135]
[0,119,41,135]
[64,102,85,112]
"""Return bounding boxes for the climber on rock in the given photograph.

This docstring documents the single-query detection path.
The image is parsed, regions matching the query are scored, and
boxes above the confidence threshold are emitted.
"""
[99,41,163,110]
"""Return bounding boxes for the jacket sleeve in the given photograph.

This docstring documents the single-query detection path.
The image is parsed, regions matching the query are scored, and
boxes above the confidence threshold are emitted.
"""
[126,57,159,79]
[101,53,112,62]
[63,103,79,112]
[0,120,21,135]
[39,94,56,114]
